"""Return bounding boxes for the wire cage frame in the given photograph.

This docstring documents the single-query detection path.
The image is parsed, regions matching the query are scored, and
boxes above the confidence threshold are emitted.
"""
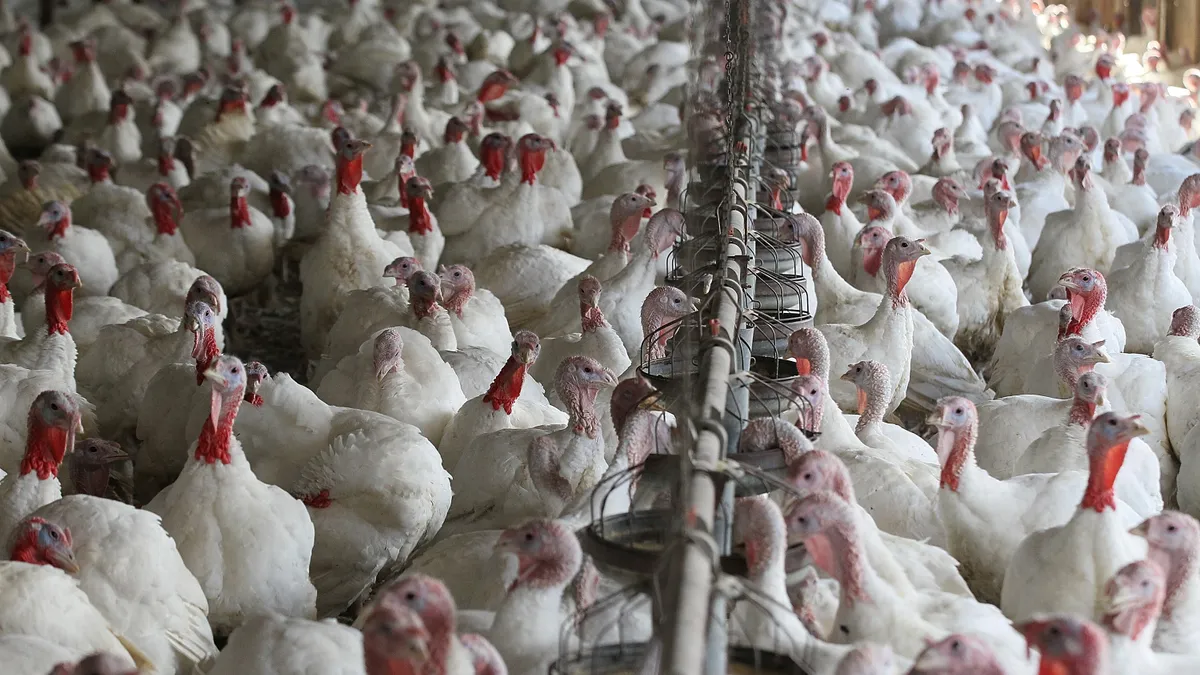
[565,456,824,675]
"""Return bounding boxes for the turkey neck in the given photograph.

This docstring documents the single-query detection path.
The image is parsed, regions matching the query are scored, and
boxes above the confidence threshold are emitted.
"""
[408,195,434,235]
[410,291,443,321]
[157,149,177,178]
[44,284,73,336]
[1064,286,1105,337]
[799,227,861,307]
[20,413,71,480]
[1080,439,1131,512]
[791,340,829,383]
[383,94,405,135]
[806,522,872,606]
[45,213,69,240]
[1150,544,1197,622]
[1067,394,1099,426]
[229,194,252,228]
[853,377,888,434]
[0,250,16,304]
[151,196,181,235]
[557,379,602,438]
[195,385,244,465]
[580,300,608,332]
[619,410,662,494]
[269,188,291,219]
[607,208,643,255]
[825,174,851,214]
[936,421,977,492]
[743,507,788,599]
[816,121,853,164]
[591,123,626,168]
[482,355,527,415]
[193,325,219,386]
[987,204,1008,251]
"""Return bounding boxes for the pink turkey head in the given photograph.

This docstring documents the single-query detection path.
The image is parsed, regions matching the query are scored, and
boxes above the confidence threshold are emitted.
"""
[383,257,421,287]
[909,634,1004,675]
[494,519,582,591]
[1101,559,1165,642]
[10,517,77,573]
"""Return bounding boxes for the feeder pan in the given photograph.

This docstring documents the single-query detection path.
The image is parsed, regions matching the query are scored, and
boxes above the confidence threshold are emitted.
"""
[750,268,806,312]
[640,450,790,499]
[742,356,802,420]
[751,234,802,276]
[749,309,811,357]
[684,203,723,238]
[551,643,811,674]
[578,509,807,580]
[638,356,701,402]
[687,181,725,208]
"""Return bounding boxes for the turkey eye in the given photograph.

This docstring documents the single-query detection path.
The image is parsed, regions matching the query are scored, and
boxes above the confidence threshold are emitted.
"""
[802,472,812,481]
[951,639,961,651]
[1109,418,1118,425]
[954,408,963,415]
[584,367,592,373]
[50,404,58,411]
[232,367,240,374]
[49,529,59,540]
[524,532,534,541]
[1168,524,1178,532]
[405,592,416,601]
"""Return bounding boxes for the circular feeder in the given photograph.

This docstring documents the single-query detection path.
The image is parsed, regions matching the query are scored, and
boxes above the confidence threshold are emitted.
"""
[578,509,801,579]
[752,235,802,276]
[552,642,811,674]
[751,268,806,313]
[753,214,789,238]
[578,510,674,578]
[640,450,791,499]
[743,356,801,420]
[750,309,811,357]
[688,181,725,208]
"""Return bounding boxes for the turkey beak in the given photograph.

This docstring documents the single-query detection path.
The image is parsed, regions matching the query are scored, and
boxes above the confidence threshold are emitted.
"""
[838,367,856,382]
[404,634,431,664]
[517,345,538,365]
[1129,520,1150,537]
[202,365,227,387]
[595,368,618,388]
[9,237,29,261]
[1095,349,1112,364]
[1096,391,1107,407]
[47,541,80,574]
[915,240,931,257]
[1104,581,1145,617]
[926,409,947,428]
[1129,416,1151,437]
[637,390,667,412]
[102,445,130,463]
[1057,273,1081,291]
